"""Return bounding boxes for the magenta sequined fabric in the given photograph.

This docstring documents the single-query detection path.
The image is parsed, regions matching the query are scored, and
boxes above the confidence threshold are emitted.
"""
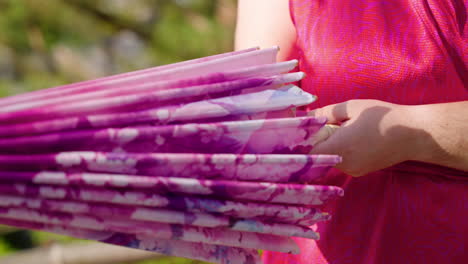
[263,1,468,263]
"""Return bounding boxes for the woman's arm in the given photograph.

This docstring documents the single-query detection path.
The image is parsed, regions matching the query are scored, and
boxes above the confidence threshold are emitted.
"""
[415,101,468,171]
[235,0,296,61]
[309,100,468,176]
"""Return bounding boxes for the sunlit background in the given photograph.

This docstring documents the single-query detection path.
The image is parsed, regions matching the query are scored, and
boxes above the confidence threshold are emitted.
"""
[0,0,236,96]
[0,0,236,263]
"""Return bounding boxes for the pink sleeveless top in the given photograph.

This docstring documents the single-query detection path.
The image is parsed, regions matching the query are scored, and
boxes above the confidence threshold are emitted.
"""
[263,0,468,263]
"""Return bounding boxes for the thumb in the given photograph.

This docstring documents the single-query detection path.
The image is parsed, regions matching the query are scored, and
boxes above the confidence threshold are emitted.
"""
[308,102,349,124]
[310,124,340,145]
[309,124,343,155]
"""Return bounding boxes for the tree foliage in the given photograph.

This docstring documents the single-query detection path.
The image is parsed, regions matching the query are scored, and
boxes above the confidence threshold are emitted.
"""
[0,0,236,96]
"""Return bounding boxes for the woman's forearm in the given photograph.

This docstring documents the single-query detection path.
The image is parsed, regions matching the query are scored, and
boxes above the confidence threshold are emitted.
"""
[308,99,468,176]
[412,101,468,171]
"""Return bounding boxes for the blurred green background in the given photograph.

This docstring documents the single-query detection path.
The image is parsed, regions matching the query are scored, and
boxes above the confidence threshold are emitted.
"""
[0,0,236,96]
[0,0,236,263]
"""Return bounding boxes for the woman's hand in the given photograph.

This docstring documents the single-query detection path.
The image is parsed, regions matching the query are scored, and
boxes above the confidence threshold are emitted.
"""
[309,100,425,176]
[309,99,468,176]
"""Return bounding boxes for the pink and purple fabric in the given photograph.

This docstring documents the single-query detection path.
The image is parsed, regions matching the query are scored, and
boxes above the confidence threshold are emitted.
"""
[0,47,343,263]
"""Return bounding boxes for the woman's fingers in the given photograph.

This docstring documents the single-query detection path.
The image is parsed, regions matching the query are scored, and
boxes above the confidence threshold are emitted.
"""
[310,124,340,145]
[308,102,350,124]
[310,126,344,155]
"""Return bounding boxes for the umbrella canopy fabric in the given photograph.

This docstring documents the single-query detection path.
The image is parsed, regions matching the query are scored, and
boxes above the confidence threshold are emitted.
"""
[0,47,342,264]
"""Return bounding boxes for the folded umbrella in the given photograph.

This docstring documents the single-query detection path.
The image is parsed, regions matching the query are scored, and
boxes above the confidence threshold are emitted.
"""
[0,182,328,225]
[0,194,320,239]
[0,153,340,182]
[0,217,262,264]
[0,116,327,154]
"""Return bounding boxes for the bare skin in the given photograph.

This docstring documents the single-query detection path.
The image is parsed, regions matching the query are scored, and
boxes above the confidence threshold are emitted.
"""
[236,0,468,177]
[235,0,296,61]
[309,100,468,176]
